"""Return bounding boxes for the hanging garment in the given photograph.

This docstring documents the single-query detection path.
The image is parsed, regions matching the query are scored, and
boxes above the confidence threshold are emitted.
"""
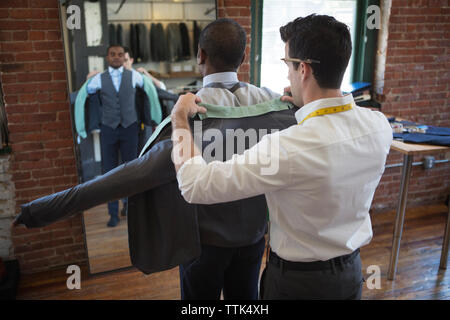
[130,23,138,60]
[179,22,190,60]
[138,23,150,62]
[116,24,123,46]
[150,23,157,61]
[150,23,167,62]
[193,21,201,57]
[108,23,116,45]
[166,23,183,62]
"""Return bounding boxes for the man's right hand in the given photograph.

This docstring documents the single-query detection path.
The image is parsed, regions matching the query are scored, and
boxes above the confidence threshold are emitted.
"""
[86,70,100,80]
[11,216,21,228]
[281,86,294,104]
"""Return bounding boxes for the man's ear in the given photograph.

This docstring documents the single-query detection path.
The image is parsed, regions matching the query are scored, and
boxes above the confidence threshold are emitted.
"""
[300,62,312,81]
[130,58,134,65]
[197,46,206,65]
[239,53,246,67]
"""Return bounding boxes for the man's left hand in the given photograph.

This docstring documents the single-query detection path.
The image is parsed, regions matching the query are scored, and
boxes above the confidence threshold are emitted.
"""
[171,93,207,119]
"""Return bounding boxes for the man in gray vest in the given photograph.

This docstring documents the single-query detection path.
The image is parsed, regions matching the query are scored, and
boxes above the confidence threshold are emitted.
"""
[178,18,280,300]
[87,45,144,227]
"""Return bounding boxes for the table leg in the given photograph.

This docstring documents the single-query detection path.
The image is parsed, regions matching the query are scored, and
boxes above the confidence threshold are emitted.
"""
[388,154,413,280]
[439,202,449,269]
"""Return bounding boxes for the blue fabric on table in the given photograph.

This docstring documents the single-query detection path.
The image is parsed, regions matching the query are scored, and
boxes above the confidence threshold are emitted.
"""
[391,119,450,146]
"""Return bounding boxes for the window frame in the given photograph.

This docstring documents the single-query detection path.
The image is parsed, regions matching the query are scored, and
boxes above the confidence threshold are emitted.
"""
[250,0,380,88]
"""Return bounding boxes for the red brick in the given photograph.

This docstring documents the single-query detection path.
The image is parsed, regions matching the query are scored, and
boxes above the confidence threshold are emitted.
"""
[10,8,46,19]
[17,72,52,83]
[33,40,63,51]
[28,31,45,41]
[0,31,12,41]
[46,30,61,40]
[23,248,55,261]
[0,20,30,30]
[39,102,67,112]
[30,0,58,8]
[224,0,250,6]
[12,31,28,41]
[0,0,28,8]
[16,52,50,62]
[1,41,33,53]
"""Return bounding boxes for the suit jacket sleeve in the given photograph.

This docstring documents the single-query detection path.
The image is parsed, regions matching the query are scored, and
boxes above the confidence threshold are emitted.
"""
[16,139,176,228]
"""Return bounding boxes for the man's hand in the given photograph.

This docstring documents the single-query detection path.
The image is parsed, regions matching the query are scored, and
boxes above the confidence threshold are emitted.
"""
[86,70,100,80]
[171,93,206,120]
[136,67,150,77]
[10,216,21,228]
[171,93,206,173]
[281,86,294,104]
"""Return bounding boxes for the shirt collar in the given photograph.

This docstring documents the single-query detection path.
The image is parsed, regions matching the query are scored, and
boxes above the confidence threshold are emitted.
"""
[294,94,355,124]
[109,66,124,75]
[202,72,238,87]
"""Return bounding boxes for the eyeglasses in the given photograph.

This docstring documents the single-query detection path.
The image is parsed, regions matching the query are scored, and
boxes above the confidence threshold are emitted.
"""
[281,57,321,64]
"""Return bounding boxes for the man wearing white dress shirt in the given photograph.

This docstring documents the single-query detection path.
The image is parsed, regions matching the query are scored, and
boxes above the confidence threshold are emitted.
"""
[170,14,393,299]
[86,45,144,227]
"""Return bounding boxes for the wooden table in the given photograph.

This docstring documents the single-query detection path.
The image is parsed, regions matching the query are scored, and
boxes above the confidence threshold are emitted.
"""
[388,140,450,280]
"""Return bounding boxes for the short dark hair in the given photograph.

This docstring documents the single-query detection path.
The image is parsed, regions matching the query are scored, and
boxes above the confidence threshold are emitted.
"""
[199,18,246,71]
[280,14,352,89]
[123,46,133,59]
[106,44,124,55]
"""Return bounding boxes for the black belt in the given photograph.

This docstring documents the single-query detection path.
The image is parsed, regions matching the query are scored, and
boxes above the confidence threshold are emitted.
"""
[269,248,360,272]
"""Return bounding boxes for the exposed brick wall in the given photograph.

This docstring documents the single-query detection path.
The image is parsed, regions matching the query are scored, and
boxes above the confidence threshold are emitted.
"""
[371,0,450,212]
[0,0,85,273]
[217,0,252,82]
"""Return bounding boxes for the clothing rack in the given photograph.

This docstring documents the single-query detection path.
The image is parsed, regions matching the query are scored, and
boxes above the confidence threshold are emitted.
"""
[107,1,215,23]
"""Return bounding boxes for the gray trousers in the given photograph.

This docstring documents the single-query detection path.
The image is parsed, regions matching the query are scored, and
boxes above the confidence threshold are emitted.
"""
[261,252,364,300]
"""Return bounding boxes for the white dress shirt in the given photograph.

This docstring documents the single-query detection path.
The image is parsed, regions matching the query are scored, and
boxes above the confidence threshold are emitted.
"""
[176,94,393,262]
[86,66,144,94]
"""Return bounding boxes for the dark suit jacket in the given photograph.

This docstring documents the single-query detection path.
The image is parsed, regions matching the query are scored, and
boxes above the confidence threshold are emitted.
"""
[130,23,138,60]
[179,22,190,60]
[16,102,297,274]
[150,23,167,61]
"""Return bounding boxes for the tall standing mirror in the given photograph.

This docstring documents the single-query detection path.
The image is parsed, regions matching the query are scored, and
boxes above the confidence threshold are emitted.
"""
[58,0,217,274]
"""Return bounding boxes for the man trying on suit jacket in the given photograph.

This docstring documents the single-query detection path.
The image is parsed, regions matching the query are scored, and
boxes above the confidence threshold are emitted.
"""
[86,45,144,227]
[178,18,280,300]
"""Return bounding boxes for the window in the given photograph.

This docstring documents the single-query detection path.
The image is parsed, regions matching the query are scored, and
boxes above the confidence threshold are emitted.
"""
[251,0,379,94]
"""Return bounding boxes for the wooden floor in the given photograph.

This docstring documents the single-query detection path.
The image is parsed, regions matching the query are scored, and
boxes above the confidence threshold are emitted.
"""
[16,204,449,300]
[83,204,131,274]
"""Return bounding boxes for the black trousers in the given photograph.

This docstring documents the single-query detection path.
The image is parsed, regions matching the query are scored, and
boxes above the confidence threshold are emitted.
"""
[179,236,266,300]
[261,250,364,300]
[100,123,139,216]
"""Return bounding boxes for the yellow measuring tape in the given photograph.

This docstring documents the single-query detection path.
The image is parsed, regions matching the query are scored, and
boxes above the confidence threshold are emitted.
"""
[298,103,353,125]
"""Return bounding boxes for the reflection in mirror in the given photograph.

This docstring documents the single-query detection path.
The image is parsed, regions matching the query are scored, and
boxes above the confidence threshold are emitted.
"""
[59,0,217,274]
